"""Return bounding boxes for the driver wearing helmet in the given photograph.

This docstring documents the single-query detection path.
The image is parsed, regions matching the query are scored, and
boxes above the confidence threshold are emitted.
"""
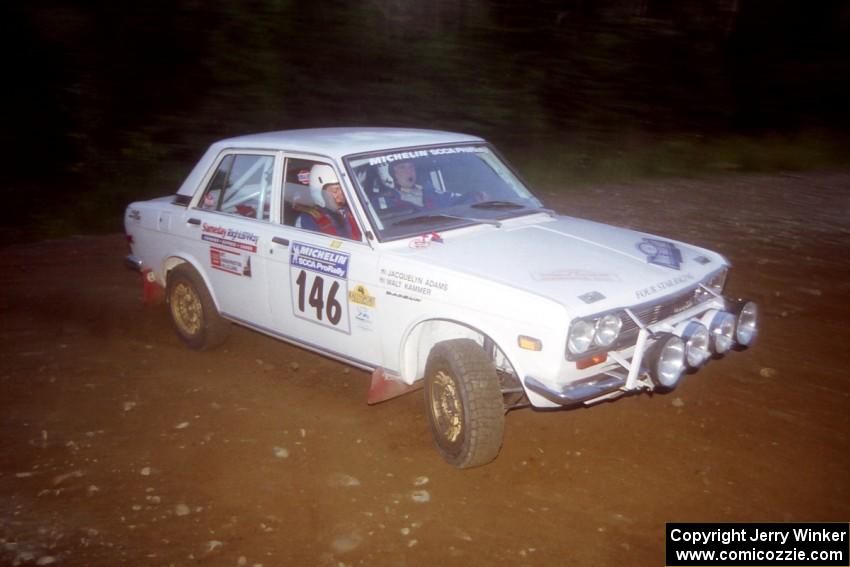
[373,159,448,211]
[390,160,427,207]
[295,164,361,240]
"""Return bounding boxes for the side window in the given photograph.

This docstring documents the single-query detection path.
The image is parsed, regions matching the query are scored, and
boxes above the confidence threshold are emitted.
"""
[281,158,362,241]
[199,154,274,221]
[281,158,320,227]
[199,155,233,211]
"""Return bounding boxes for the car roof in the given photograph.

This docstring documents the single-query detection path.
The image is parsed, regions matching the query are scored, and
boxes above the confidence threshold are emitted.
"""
[218,127,482,158]
[176,127,485,197]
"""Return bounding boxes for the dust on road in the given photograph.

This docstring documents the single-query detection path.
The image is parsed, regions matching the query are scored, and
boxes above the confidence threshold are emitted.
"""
[1,172,848,566]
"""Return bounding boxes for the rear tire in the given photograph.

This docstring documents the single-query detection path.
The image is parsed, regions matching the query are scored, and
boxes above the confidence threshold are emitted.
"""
[424,339,505,468]
[166,264,230,350]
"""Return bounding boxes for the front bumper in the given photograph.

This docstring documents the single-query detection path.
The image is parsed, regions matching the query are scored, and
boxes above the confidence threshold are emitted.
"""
[524,295,758,407]
[525,373,625,408]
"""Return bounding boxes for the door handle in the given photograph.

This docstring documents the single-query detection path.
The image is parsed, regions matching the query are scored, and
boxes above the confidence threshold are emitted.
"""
[272,236,289,246]
[187,217,201,226]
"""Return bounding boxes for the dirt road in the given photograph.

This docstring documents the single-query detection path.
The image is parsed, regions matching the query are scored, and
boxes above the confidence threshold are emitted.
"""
[1,172,848,566]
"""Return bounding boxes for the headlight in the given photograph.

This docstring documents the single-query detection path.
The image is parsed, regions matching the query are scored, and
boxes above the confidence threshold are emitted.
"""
[695,268,728,303]
[568,319,595,355]
[594,314,622,347]
[708,268,728,294]
[732,300,758,348]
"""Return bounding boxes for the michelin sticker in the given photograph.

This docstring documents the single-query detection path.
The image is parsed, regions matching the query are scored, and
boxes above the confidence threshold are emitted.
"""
[368,146,485,166]
[290,242,351,333]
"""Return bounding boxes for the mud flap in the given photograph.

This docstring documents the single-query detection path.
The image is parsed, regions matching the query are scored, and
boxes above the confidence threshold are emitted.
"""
[142,269,165,305]
[367,368,422,405]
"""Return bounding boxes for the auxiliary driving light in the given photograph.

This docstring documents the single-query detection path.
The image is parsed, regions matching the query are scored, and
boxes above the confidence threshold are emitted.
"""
[645,333,686,391]
[676,321,711,368]
[731,300,759,348]
[702,310,736,355]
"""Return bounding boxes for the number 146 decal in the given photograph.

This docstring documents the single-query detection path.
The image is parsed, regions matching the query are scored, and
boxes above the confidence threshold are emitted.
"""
[291,269,350,333]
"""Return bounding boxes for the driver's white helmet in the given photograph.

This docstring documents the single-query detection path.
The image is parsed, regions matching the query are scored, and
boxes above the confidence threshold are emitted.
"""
[309,164,338,207]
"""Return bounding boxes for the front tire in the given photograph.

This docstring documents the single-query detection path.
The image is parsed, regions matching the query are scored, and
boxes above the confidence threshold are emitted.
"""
[424,339,505,468]
[166,264,230,350]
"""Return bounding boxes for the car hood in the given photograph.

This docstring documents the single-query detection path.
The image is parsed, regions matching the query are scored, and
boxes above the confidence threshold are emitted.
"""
[389,215,727,314]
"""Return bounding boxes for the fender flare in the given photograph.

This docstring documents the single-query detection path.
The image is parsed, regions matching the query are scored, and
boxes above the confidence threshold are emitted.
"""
[161,254,222,312]
[397,317,520,386]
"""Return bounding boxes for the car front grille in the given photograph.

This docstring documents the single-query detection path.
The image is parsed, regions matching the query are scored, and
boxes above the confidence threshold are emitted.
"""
[619,288,700,336]
[566,280,719,361]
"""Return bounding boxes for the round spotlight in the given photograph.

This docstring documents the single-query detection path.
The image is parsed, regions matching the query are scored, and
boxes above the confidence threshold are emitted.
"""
[568,319,595,355]
[707,311,736,355]
[594,314,622,347]
[733,300,758,348]
[680,321,710,368]
[647,334,686,391]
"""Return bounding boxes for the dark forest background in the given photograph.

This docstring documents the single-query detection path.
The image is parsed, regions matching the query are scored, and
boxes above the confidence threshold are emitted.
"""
[2,0,849,238]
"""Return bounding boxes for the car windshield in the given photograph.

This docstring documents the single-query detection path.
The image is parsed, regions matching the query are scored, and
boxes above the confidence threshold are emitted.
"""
[345,143,544,241]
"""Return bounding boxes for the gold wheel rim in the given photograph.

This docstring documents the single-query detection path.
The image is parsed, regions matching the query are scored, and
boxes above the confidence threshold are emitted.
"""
[171,282,202,335]
[430,370,463,443]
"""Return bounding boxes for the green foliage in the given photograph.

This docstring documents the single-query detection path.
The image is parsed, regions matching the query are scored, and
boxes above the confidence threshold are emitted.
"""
[512,131,850,191]
[3,0,849,241]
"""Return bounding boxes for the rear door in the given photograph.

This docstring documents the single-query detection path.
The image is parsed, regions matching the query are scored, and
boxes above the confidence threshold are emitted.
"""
[178,150,280,327]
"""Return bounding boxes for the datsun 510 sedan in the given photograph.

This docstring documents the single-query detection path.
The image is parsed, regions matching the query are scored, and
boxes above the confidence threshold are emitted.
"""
[124,128,758,468]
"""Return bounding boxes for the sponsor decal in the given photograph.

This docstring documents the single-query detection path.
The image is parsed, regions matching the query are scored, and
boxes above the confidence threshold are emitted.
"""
[381,268,448,296]
[694,255,711,265]
[128,209,141,222]
[290,242,350,278]
[368,146,485,166]
[578,291,606,304]
[409,232,444,249]
[289,242,351,333]
[533,269,621,282]
[210,247,252,277]
[349,284,376,307]
[635,273,695,300]
[637,238,682,270]
[201,223,259,253]
[330,240,343,249]
[354,306,374,331]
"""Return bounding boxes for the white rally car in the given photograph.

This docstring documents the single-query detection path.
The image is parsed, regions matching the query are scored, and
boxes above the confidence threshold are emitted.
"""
[124,128,758,468]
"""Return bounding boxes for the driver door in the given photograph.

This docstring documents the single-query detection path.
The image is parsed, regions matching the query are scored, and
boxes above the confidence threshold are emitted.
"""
[264,155,384,369]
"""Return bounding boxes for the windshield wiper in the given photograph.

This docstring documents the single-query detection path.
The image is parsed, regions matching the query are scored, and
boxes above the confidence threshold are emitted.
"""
[470,200,525,210]
[470,200,557,219]
[392,213,501,228]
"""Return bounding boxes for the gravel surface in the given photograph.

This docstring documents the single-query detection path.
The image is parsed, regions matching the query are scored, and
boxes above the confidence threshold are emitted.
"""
[1,172,848,566]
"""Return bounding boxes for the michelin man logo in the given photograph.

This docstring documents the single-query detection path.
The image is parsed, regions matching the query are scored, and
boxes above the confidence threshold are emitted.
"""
[637,238,682,270]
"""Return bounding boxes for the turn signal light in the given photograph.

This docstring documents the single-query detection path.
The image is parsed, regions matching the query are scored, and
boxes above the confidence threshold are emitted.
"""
[576,353,607,370]
[518,335,543,351]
